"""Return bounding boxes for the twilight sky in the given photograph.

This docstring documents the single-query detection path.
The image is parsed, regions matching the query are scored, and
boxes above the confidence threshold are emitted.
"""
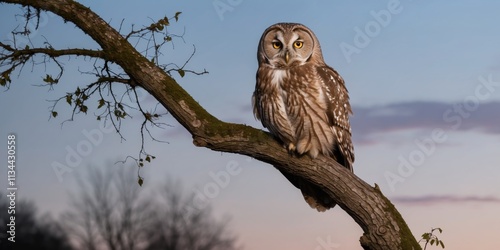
[1,0,500,249]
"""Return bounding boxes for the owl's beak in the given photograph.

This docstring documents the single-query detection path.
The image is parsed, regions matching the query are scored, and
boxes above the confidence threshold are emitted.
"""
[285,51,290,64]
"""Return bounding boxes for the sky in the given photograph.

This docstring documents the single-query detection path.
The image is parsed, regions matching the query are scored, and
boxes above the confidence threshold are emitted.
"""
[1,0,500,249]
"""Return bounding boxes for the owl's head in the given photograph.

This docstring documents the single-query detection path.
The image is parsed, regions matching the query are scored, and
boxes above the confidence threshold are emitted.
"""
[258,23,324,68]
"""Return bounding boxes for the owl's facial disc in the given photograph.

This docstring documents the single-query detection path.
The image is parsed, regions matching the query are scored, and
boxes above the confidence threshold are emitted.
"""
[260,26,315,68]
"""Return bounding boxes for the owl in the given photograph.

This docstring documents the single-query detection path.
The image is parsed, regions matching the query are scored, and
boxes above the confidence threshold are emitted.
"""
[252,23,354,211]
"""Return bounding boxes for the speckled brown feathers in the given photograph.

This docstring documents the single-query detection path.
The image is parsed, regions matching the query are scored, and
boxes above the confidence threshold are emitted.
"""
[252,23,354,211]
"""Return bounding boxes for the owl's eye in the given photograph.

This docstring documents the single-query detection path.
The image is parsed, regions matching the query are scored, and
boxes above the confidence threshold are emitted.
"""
[294,41,304,49]
[272,41,282,49]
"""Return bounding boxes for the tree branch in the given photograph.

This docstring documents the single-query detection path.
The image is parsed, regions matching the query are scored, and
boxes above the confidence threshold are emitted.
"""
[0,41,106,87]
[0,44,105,60]
[1,0,421,249]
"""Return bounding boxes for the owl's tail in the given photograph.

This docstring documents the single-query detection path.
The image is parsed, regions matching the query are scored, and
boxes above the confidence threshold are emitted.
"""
[277,168,336,212]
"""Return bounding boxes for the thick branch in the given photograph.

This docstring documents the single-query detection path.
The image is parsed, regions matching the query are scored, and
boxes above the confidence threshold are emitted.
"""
[1,0,421,249]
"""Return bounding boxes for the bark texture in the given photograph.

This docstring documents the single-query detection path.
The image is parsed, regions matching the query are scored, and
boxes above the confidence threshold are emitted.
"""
[1,0,421,249]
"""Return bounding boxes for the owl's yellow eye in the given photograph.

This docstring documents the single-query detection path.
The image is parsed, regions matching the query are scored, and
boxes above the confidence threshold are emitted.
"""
[272,41,282,49]
[294,41,304,49]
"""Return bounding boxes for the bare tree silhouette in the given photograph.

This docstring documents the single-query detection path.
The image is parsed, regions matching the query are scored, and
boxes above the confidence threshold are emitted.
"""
[61,164,238,250]
[61,165,151,250]
[145,179,238,250]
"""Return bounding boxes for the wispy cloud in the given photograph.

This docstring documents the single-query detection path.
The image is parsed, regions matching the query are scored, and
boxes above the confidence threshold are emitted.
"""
[206,100,500,145]
[391,195,500,205]
[351,101,500,144]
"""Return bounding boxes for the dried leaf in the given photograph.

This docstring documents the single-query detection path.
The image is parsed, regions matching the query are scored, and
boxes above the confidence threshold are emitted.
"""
[174,12,182,21]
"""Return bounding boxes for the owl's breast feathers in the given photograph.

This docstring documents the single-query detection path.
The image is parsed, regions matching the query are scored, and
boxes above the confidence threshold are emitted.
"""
[253,67,295,146]
[253,64,354,170]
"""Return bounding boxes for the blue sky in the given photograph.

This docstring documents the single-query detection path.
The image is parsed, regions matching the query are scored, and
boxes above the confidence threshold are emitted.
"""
[1,0,500,249]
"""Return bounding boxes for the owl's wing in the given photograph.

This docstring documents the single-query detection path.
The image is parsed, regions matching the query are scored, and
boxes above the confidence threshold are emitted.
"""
[317,65,355,171]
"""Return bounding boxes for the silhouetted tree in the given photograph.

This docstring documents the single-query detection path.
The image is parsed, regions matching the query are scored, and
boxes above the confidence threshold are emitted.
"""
[145,180,238,250]
[0,192,71,250]
[61,165,152,250]
[61,165,238,250]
